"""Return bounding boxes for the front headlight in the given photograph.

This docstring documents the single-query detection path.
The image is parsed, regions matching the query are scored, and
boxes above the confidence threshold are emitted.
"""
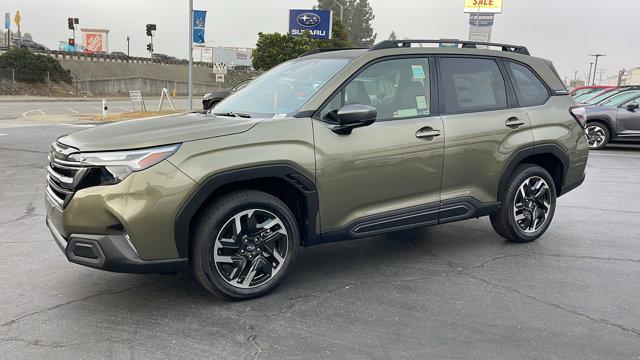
[68,144,180,184]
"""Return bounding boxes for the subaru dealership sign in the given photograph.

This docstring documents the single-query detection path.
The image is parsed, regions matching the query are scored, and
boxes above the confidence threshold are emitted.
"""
[288,9,332,40]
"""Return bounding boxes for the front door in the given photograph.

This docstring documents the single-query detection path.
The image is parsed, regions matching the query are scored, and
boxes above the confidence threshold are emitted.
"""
[312,57,445,234]
[617,96,640,134]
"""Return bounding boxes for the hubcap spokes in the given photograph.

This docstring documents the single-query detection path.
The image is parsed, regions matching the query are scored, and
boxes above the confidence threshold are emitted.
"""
[586,126,605,148]
[212,209,288,289]
[513,176,552,234]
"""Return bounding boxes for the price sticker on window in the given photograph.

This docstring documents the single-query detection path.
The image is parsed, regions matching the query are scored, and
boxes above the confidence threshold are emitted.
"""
[411,65,426,79]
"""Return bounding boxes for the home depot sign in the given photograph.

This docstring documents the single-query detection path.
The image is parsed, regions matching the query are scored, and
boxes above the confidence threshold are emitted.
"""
[464,0,503,13]
[81,28,109,53]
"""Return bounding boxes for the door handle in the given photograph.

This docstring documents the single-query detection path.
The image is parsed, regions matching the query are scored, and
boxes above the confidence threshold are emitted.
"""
[416,127,441,140]
[505,117,526,128]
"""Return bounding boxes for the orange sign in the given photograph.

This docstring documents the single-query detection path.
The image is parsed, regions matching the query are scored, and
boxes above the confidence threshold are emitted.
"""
[85,33,103,53]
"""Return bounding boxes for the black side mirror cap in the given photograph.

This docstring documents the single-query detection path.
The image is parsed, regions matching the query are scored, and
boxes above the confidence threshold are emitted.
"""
[330,104,377,135]
[627,103,640,111]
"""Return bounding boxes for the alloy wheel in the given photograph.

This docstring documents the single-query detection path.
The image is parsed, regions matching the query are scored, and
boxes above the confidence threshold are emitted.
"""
[212,209,288,289]
[586,125,606,149]
[512,176,552,234]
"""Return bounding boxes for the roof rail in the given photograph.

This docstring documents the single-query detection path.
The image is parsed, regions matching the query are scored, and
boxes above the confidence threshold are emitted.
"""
[369,40,530,56]
[298,47,366,58]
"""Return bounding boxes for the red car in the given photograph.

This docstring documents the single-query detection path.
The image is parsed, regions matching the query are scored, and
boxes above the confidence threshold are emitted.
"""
[570,85,614,97]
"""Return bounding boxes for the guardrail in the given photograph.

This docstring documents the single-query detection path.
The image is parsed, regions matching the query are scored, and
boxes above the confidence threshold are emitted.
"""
[0,48,241,68]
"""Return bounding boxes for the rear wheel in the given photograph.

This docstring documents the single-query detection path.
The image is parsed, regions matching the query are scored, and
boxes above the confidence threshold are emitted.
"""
[586,122,609,150]
[490,164,556,243]
[192,190,299,301]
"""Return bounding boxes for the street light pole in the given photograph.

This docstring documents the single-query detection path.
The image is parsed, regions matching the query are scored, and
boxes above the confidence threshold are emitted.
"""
[587,62,593,87]
[126,36,130,57]
[589,53,605,86]
[188,0,193,112]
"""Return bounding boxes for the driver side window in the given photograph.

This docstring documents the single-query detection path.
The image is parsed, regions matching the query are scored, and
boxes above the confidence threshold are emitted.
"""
[320,57,431,122]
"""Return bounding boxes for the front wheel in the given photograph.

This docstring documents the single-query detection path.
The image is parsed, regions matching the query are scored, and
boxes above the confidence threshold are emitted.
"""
[192,190,299,301]
[490,164,557,243]
[586,122,609,150]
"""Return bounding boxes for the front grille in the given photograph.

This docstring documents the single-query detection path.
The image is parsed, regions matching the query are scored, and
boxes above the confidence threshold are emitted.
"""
[46,141,88,209]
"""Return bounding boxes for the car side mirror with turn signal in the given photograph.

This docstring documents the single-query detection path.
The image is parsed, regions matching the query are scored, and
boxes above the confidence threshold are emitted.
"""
[626,102,640,111]
[330,104,377,135]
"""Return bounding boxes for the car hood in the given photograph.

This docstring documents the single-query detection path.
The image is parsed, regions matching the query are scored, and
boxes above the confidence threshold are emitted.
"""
[58,112,263,152]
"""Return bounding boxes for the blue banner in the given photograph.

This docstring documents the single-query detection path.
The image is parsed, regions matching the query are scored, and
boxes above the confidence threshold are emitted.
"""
[4,13,10,30]
[193,10,206,44]
[289,9,332,40]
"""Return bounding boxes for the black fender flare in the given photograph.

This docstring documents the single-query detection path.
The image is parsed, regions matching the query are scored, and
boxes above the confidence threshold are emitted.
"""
[174,164,319,258]
[497,144,570,201]
[586,116,616,138]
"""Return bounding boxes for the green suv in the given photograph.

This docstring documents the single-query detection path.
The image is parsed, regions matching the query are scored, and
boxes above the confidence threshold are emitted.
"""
[45,40,589,300]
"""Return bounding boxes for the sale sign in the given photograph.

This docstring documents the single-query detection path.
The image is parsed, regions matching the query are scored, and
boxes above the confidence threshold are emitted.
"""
[85,33,103,53]
[464,0,503,14]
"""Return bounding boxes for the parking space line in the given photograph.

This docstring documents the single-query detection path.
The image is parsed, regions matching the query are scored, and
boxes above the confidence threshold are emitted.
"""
[0,133,6,136]
[590,153,640,159]
[22,110,46,117]
[67,107,79,114]
[58,124,96,128]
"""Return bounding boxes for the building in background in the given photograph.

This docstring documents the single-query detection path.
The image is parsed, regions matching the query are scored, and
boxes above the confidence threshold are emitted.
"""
[210,47,253,68]
[606,68,640,86]
[81,28,109,53]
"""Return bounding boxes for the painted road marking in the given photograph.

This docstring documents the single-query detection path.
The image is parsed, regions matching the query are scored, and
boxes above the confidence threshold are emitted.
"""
[22,110,46,117]
[590,153,640,159]
[0,133,6,136]
[58,123,96,127]
[67,107,79,114]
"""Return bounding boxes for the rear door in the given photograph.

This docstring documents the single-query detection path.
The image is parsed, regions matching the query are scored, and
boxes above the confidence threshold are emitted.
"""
[437,56,534,209]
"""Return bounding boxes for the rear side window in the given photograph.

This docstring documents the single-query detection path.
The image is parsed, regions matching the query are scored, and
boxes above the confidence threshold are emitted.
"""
[506,61,549,107]
[439,57,507,113]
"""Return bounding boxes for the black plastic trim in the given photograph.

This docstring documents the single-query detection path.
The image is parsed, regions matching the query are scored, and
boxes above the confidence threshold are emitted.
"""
[308,197,499,246]
[174,164,319,257]
[47,217,188,274]
[559,172,585,197]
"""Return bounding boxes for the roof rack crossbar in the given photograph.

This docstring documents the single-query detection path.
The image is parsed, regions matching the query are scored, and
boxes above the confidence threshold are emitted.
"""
[298,47,366,58]
[369,40,530,56]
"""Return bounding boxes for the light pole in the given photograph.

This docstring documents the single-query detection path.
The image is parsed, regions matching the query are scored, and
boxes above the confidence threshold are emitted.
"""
[589,53,605,85]
[126,36,130,57]
[188,0,194,112]
[587,62,593,86]
[332,0,344,22]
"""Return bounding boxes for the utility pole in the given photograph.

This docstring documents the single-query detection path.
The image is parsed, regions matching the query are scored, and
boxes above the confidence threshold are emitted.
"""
[597,69,606,85]
[332,0,345,21]
[587,62,593,86]
[589,53,605,86]
[126,36,130,57]
[573,71,578,80]
[188,0,194,112]
[617,69,626,86]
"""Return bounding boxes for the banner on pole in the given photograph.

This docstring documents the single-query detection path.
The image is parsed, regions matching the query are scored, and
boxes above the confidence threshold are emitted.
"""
[192,10,207,44]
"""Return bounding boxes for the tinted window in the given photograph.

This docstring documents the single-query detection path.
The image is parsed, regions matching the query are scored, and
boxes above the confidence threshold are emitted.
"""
[320,58,431,122]
[506,62,549,107]
[440,57,507,113]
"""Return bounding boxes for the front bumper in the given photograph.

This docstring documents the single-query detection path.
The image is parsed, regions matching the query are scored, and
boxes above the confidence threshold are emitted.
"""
[47,217,188,274]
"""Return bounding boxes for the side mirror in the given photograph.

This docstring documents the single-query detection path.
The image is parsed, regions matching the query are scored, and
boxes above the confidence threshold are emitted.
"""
[627,102,640,111]
[331,104,377,135]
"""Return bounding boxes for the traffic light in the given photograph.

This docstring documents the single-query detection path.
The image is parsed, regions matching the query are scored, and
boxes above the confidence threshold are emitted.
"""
[68,38,75,46]
[146,43,153,52]
[145,24,156,36]
[68,18,74,30]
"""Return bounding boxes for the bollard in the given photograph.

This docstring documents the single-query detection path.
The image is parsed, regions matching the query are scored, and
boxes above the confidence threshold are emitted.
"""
[102,99,108,119]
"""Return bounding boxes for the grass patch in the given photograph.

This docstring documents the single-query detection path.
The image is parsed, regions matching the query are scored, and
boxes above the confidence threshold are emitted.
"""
[81,110,181,122]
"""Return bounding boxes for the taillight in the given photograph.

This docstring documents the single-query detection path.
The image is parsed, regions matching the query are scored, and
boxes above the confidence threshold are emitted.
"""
[569,106,587,129]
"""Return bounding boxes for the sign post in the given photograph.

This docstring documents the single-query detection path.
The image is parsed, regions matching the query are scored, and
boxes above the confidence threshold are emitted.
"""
[188,0,194,112]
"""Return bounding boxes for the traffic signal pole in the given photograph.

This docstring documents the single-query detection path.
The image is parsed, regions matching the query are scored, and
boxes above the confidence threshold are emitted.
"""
[188,0,194,112]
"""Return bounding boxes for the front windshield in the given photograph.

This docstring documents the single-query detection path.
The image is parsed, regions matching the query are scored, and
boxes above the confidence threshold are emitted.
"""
[596,90,640,107]
[215,58,350,117]
[574,90,607,103]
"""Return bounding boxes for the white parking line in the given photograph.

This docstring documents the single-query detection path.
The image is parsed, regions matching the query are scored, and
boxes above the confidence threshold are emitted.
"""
[590,153,640,159]
[67,107,79,114]
[0,133,6,136]
[22,110,46,117]
[58,124,96,128]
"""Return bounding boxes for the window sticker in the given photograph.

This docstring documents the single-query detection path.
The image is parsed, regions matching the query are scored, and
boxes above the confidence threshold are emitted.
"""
[415,95,428,110]
[411,65,426,79]
[395,109,418,118]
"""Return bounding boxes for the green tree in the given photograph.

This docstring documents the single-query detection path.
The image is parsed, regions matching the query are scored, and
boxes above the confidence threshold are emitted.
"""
[317,0,377,47]
[389,31,397,40]
[252,20,351,71]
[22,32,33,41]
[0,48,72,83]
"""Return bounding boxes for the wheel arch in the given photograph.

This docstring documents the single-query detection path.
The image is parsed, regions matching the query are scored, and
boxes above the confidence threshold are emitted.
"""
[174,165,319,259]
[586,117,615,138]
[497,144,569,200]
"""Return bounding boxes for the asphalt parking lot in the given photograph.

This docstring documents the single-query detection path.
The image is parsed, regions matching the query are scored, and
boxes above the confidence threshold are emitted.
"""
[1,117,639,359]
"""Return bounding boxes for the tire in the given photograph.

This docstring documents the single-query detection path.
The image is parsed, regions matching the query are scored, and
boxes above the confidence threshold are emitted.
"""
[192,190,299,301]
[490,164,557,243]
[586,122,610,150]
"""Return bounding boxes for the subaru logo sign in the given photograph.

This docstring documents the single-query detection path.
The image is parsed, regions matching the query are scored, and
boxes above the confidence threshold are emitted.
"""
[289,9,333,40]
[297,12,321,27]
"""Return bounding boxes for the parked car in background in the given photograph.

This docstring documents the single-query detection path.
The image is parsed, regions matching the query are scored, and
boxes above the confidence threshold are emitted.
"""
[110,51,129,59]
[585,89,640,149]
[573,87,615,104]
[12,38,49,52]
[570,85,614,97]
[202,78,255,111]
[583,86,640,106]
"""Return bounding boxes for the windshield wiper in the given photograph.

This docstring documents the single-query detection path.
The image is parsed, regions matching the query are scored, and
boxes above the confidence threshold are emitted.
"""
[213,111,252,118]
